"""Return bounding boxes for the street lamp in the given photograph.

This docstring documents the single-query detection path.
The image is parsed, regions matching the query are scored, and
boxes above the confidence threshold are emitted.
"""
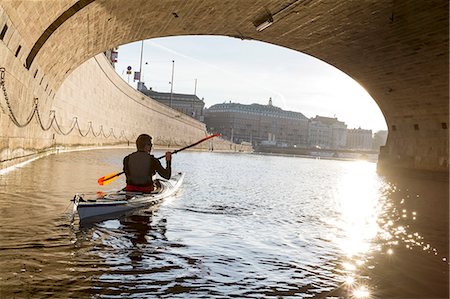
[169,60,174,108]
[137,40,144,90]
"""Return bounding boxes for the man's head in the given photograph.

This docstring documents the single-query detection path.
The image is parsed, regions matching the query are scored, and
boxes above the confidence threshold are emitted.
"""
[136,134,152,151]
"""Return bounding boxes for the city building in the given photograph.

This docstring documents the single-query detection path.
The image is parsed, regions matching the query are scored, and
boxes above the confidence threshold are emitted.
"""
[372,130,388,150]
[346,127,373,150]
[204,99,309,147]
[138,83,205,122]
[104,48,118,68]
[309,116,347,149]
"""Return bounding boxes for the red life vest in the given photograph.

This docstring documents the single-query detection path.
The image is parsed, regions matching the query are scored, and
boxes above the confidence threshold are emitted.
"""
[125,184,153,193]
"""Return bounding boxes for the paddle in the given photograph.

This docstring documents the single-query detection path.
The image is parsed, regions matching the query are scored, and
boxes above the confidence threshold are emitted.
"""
[97,133,220,186]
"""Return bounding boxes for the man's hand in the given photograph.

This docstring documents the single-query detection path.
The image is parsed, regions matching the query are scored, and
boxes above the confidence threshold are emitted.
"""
[165,151,172,162]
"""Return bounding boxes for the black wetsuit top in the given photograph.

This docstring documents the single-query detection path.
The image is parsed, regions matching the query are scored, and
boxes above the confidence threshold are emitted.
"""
[123,151,171,187]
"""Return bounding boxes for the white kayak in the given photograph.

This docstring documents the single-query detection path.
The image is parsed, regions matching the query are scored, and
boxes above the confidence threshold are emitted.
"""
[73,172,184,223]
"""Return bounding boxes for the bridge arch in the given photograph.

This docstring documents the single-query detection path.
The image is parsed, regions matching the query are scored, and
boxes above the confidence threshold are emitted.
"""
[0,0,447,176]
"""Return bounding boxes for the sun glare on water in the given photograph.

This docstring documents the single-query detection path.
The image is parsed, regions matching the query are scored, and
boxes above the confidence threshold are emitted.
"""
[353,286,371,298]
[331,161,383,297]
[334,161,382,256]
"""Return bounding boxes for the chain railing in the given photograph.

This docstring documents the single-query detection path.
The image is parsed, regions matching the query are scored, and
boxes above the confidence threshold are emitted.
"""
[0,67,130,142]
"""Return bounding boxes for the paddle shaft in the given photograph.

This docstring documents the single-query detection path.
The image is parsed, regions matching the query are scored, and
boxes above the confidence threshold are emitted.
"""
[156,134,219,159]
[99,134,219,184]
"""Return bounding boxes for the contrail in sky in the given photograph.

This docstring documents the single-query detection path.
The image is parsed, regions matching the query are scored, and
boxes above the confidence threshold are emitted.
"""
[147,41,288,109]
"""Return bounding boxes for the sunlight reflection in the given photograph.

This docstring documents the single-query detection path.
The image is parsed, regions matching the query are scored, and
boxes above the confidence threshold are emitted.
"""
[345,276,355,285]
[353,286,371,298]
[330,161,382,297]
[342,262,357,271]
[333,161,382,258]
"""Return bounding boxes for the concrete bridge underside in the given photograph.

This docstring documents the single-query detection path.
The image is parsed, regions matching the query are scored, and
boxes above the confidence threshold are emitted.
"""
[0,0,448,177]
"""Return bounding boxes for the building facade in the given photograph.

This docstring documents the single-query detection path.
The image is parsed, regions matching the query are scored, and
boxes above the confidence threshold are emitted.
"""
[372,130,388,150]
[308,116,347,149]
[104,48,118,68]
[138,83,205,122]
[346,127,373,150]
[205,99,309,147]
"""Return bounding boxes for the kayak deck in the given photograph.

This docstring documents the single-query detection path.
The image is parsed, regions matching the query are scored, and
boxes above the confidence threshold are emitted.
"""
[73,172,184,223]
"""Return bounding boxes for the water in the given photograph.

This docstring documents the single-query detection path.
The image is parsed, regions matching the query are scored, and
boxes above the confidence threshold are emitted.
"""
[0,149,448,298]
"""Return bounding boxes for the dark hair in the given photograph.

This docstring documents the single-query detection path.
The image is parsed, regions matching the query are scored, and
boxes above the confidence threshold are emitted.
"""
[136,134,152,150]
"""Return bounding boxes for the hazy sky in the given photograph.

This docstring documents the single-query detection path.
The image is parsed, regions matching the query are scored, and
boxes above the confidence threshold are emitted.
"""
[115,36,387,132]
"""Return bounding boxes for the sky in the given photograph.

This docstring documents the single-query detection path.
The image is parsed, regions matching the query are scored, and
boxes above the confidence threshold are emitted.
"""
[114,36,387,132]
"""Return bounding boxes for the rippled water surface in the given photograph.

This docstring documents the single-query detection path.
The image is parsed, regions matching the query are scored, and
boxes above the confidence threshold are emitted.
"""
[0,149,448,298]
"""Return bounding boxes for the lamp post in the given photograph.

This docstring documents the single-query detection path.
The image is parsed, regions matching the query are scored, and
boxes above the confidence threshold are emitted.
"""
[192,78,197,118]
[137,40,144,90]
[142,61,149,82]
[169,60,174,108]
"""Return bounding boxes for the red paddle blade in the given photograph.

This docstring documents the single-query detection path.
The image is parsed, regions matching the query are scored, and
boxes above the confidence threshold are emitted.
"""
[97,172,121,186]
[97,177,106,186]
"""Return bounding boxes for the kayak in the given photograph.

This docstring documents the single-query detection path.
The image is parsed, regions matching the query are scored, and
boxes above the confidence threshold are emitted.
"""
[73,172,184,223]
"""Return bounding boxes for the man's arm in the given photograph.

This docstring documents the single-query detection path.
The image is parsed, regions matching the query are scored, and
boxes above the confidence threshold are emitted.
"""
[152,156,171,179]
[123,155,129,174]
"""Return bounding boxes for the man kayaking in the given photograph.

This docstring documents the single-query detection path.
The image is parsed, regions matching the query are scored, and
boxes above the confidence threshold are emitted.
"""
[123,134,171,193]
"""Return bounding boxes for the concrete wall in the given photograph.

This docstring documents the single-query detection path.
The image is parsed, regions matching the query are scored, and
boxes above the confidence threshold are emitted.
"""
[0,1,55,168]
[56,54,249,151]
[54,54,206,147]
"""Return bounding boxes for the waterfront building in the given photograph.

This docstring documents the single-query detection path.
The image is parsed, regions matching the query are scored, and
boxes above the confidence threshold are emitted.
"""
[204,99,309,147]
[308,116,347,149]
[104,48,118,68]
[372,130,388,151]
[346,127,373,150]
[138,83,205,122]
